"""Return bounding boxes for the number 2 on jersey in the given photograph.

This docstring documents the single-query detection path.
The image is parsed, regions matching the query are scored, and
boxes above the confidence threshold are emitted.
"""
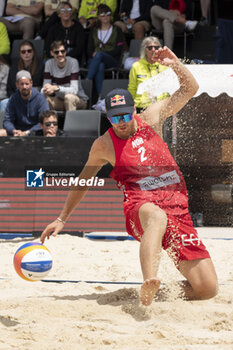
[138,146,147,162]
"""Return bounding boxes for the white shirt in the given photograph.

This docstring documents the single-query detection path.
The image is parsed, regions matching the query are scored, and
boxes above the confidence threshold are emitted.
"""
[130,0,140,19]
[97,27,113,44]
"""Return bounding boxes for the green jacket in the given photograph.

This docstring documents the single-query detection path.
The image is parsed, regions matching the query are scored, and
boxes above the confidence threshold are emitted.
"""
[128,58,170,109]
[78,0,117,20]
[0,23,10,56]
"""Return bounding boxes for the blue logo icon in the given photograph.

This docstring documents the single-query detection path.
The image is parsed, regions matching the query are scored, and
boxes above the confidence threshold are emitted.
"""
[26,168,45,188]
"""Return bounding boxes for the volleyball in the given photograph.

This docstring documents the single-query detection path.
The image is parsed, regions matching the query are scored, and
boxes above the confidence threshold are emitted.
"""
[13,242,52,281]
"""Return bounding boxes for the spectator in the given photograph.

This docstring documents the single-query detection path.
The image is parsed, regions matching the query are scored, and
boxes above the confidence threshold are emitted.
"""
[38,0,80,39]
[30,110,66,137]
[0,0,44,39]
[199,0,211,26]
[7,40,44,97]
[1,70,49,136]
[128,36,169,112]
[78,0,117,29]
[45,1,85,62]
[44,0,80,18]
[87,4,123,98]
[114,0,152,40]
[0,56,9,112]
[150,0,198,50]
[42,41,87,112]
[0,22,10,56]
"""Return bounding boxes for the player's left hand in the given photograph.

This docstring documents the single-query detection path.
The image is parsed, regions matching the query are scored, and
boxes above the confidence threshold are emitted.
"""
[154,46,179,66]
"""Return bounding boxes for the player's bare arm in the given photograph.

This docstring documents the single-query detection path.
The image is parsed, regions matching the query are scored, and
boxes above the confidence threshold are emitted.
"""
[40,136,111,243]
[141,46,199,134]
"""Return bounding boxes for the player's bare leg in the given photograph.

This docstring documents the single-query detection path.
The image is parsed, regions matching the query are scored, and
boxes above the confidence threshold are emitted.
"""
[138,203,167,306]
[178,258,218,300]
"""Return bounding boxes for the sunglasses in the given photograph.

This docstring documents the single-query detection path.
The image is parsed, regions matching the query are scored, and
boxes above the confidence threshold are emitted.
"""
[53,49,66,55]
[60,8,72,13]
[146,45,160,51]
[99,11,112,17]
[20,49,33,54]
[109,113,133,124]
[44,121,58,127]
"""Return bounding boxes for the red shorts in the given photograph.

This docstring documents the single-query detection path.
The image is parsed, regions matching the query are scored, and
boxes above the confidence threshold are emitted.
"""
[124,201,210,267]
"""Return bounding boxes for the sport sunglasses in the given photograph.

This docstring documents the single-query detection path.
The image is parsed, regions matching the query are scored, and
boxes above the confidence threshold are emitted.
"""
[109,113,133,124]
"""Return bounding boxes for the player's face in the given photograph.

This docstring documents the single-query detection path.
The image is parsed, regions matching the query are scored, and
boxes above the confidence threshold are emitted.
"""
[41,116,58,137]
[109,112,136,137]
[16,78,32,99]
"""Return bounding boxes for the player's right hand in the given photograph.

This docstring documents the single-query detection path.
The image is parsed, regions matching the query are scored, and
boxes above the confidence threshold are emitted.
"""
[40,219,64,244]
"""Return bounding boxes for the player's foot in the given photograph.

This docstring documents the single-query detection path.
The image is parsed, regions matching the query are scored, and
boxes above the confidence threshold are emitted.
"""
[140,278,161,306]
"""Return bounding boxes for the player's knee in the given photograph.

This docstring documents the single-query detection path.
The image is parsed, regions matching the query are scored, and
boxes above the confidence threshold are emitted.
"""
[194,279,218,300]
[139,203,167,228]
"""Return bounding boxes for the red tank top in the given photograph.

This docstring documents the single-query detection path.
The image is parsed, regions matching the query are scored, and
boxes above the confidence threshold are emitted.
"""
[108,115,189,214]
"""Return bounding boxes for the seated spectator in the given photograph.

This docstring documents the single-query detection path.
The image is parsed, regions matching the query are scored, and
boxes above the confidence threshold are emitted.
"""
[0,0,44,39]
[0,22,10,56]
[114,0,152,41]
[30,110,66,137]
[78,0,117,29]
[128,36,169,112]
[42,41,88,112]
[45,1,85,63]
[44,0,80,18]
[87,4,123,98]
[38,0,80,39]
[150,0,198,50]
[0,56,9,112]
[7,40,44,97]
[1,70,49,136]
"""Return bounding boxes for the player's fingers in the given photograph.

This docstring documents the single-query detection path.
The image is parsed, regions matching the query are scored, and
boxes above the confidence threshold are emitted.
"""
[40,226,53,243]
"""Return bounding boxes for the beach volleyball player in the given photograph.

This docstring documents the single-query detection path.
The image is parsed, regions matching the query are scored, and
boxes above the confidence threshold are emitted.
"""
[41,47,218,306]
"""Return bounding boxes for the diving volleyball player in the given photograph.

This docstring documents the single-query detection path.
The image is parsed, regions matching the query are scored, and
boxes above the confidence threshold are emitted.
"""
[41,46,218,306]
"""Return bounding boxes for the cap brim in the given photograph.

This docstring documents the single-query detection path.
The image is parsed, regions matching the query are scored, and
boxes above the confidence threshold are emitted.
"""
[107,106,134,119]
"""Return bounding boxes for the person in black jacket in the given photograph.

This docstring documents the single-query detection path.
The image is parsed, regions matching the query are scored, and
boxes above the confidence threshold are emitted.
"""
[114,0,152,39]
[30,110,66,137]
[45,1,85,63]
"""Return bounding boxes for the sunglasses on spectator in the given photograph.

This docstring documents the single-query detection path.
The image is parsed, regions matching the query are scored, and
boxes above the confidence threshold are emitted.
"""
[99,11,112,17]
[44,122,58,126]
[109,113,133,124]
[20,49,33,54]
[53,49,66,55]
[60,8,72,13]
[146,45,160,51]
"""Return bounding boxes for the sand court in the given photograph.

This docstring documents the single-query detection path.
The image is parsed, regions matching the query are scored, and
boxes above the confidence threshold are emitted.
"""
[0,227,233,350]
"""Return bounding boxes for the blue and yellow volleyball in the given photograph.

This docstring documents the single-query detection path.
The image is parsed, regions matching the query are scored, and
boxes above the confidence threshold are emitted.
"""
[13,242,53,281]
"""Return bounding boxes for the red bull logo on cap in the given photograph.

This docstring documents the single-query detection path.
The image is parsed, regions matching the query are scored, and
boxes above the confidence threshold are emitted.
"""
[110,94,126,107]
